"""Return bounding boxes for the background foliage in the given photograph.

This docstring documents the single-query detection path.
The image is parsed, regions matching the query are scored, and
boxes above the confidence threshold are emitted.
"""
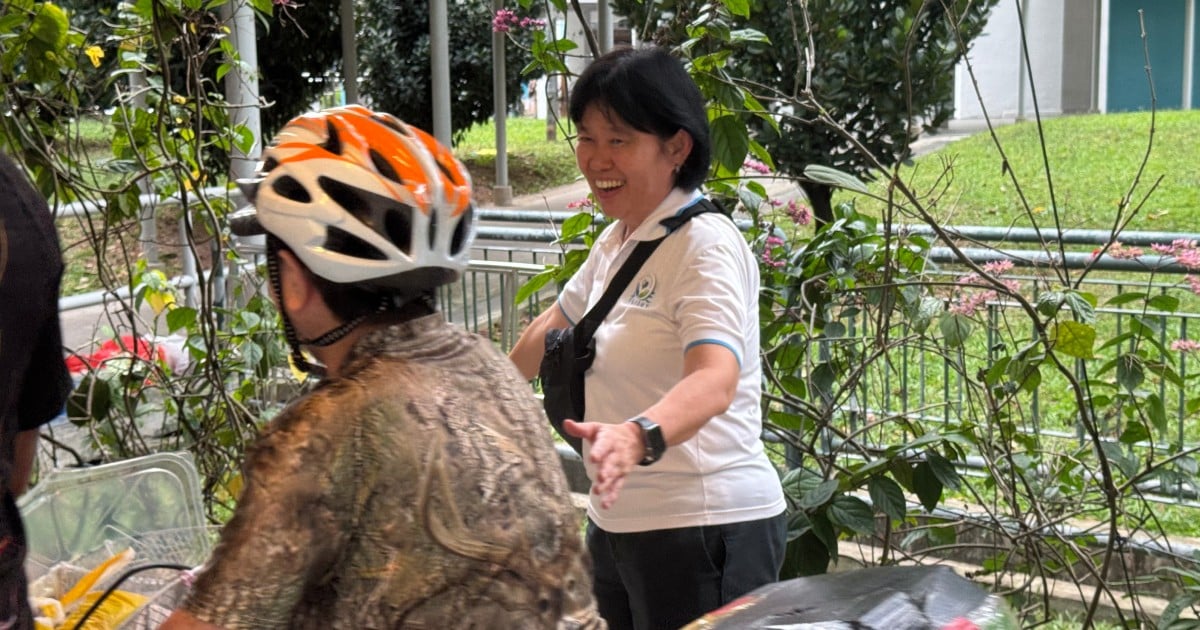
[359,0,535,144]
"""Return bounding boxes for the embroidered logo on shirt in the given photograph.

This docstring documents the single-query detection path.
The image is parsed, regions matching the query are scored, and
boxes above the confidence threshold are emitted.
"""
[628,274,656,308]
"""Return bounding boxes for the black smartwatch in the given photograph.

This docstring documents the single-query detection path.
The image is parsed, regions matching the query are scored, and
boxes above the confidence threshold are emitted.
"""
[628,416,666,466]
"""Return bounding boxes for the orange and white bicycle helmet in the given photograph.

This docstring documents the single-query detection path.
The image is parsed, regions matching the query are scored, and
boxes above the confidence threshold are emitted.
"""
[232,105,475,291]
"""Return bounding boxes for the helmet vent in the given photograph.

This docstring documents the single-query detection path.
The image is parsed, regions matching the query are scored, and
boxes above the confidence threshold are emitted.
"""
[262,157,280,173]
[370,149,404,185]
[435,158,461,185]
[320,176,416,256]
[272,175,312,203]
[325,226,388,261]
[450,205,473,255]
[375,115,411,136]
[323,120,343,155]
[427,211,439,249]
[383,204,414,256]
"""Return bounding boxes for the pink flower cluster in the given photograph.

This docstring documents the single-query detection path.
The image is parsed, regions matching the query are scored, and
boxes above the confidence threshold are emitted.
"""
[1106,242,1145,260]
[743,159,771,175]
[1187,275,1200,296]
[1152,239,1200,269]
[492,9,545,32]
[949,260,1020,317]
[760,234,786,268]
[784,200,811,226]
[566,197,594,210]
[1144,239,1200,296]
[1170,339,1200,353]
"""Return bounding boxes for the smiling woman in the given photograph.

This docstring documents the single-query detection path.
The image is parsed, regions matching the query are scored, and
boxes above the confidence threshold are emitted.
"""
[507,45,786,630]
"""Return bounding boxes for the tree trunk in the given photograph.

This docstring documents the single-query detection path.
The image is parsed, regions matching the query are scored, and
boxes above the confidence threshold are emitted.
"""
[801,182,834,227]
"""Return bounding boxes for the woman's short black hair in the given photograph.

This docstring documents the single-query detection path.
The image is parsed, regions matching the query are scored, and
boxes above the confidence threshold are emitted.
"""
[568,46,711,191]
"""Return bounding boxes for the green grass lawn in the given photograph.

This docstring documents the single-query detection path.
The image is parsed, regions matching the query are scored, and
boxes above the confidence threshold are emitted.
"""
[850,109,1200,233]
[454,116,579,203]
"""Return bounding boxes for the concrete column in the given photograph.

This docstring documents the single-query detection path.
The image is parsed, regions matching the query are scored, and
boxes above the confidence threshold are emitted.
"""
[431,0,452,145]
[341,0,359,104]
[491,0,512,206]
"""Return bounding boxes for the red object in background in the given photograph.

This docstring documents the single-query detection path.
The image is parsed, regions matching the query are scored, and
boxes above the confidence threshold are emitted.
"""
[65,335,166,374]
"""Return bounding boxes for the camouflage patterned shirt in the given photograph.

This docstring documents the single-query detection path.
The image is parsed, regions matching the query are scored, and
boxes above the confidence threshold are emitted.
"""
[183,314,602,629]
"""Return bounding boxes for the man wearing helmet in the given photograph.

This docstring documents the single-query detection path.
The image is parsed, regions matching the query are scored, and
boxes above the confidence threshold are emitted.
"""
[162,106,601,629]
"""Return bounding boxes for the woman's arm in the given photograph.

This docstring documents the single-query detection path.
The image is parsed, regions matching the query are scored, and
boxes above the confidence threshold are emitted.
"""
[508,304,571,380]
[566,342,740,508]
[7,429,39,496]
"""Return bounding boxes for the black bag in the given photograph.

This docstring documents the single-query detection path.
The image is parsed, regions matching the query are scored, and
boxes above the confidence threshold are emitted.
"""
[539,327,593,454]
[538,199,724,454]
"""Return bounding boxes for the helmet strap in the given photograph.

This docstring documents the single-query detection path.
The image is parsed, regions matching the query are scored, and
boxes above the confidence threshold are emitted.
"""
[267,236,320,376]
[299,313,370,347]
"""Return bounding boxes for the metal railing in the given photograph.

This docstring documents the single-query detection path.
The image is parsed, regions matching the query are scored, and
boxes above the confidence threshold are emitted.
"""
[54,206,1200,505]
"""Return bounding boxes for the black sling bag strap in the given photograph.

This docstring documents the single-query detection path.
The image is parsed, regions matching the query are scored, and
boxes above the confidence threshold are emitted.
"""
[539,197,725,454]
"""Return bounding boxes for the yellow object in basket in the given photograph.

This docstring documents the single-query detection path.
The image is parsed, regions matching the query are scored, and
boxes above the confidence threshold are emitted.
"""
[56,590,148,630]
[59,548,136,610]
[30,596,65,624]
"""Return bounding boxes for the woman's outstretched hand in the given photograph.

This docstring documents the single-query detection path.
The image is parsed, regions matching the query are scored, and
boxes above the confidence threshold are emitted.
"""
[564,419,644,509]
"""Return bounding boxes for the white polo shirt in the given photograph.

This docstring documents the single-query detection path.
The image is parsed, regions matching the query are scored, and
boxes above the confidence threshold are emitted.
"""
[557,188,786,533]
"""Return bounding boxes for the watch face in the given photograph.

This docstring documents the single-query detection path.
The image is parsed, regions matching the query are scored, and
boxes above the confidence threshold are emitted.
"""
[633,417,666,465]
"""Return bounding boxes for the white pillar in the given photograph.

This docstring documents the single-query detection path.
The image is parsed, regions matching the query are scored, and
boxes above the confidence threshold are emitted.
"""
[220,0,262,181]
[431,0,452,145]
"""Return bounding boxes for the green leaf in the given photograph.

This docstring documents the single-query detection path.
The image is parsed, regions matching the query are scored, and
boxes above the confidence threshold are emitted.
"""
[868,476,907,522]
[166,306,198,333]
[983,356,1011,386]
[1101,442,1139,479]
[559,211,593,242]
[798,479,838,510]
[912,460,944,512]
[1158,592,1200,629]
[710,115,750,174]
[809,511,839,563]
[939,312,974,347]
[729,27,769,43]
[928,523,958,547]
[803,164,869,194]
[1036,291,1064,317]
[925,451,961,491]
[1146,393,1167,436]
[1064,291,1097,323]
[720,0,751,18]
[1116,354,1144,392]
[1105,291,1148,306]
[1119,421,1150,444]
[737,186,765,213]
[1148,294,1181,313]
[1052,321,1096,359]
[829,495,876,536]
[30,3,68,49]
[242,340,264,372]
[1177,456,1198,476]
[67,374,113,423]
[910,296,944,334]
[513,269,553,305]
[783,531,831,577]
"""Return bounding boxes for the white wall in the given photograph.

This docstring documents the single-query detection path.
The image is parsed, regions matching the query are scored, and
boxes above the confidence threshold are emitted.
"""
[954,2,1067,119]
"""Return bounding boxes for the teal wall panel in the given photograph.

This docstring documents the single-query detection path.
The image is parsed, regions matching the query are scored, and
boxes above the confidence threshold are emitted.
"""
[1107,0,1188,111]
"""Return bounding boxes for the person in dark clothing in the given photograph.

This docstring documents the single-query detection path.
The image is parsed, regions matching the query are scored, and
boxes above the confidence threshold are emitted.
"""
[0,150,73,628]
